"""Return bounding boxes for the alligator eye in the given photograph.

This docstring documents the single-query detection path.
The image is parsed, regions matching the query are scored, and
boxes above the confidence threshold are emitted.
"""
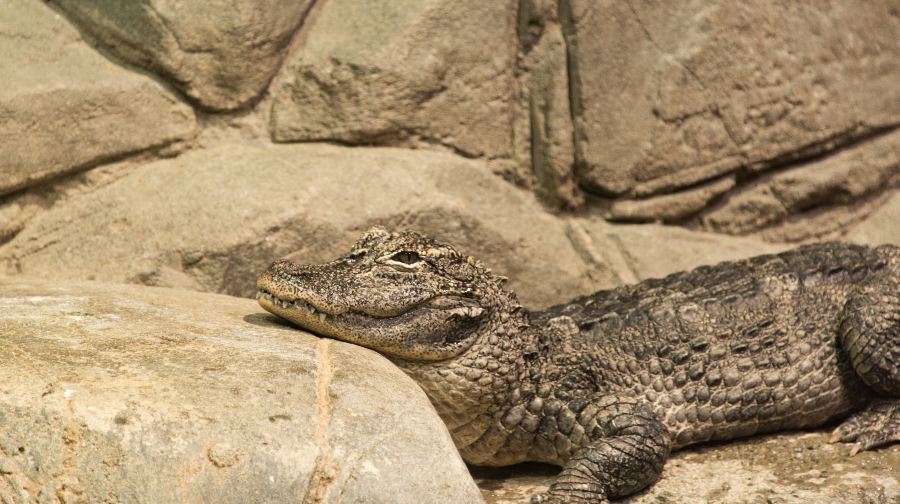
[391,251,421,265]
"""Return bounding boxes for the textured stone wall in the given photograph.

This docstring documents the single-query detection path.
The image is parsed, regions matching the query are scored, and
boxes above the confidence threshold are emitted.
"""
[3,0,897,243]
[2,0,899,302]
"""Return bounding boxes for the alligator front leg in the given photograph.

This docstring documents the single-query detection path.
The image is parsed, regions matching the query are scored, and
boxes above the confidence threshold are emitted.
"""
[833,270,900,454]
[531,397,671,503]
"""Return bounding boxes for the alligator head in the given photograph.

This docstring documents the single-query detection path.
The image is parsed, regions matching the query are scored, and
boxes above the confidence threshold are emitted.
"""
[257,226,518,361]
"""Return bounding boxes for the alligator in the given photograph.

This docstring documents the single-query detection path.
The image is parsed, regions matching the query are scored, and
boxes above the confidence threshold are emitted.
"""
[256,226,900,503]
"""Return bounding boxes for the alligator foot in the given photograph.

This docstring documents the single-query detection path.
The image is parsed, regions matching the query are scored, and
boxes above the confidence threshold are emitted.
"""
[831,399,900,455]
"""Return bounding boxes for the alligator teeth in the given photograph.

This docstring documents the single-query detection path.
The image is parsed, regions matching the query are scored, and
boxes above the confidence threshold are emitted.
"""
[259,289,330,318]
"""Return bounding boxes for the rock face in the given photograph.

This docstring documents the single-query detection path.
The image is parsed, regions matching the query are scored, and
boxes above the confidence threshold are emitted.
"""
[0,279,483,504]
[51,0,315,110]
[269,0,518,159]
[0,0,196,198]
[565,0,900,215]
[5,0,895,234]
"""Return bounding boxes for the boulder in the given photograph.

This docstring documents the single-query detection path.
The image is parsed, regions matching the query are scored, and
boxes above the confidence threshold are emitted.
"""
[565,0,900,208]
[0,279,483,504]
[0,143,601,309]
[51,0,314,110]
[0,0,196,197]
[269,0,518,160]
[477,431,900,503]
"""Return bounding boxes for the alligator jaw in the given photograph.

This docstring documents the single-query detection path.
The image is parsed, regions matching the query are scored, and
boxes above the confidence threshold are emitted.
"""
[257,288,483,327]
[256,288,343,337]
[257,288,331,320]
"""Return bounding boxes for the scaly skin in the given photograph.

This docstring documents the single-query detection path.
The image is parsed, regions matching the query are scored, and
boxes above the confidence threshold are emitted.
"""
[257,227,900,503]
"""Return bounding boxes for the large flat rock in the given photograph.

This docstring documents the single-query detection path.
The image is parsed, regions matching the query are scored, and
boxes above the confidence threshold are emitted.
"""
[566,0,900,201]
[0,1,196,197]
[269,0,518,159]
[52,0,314,110]
[0,279,482,504]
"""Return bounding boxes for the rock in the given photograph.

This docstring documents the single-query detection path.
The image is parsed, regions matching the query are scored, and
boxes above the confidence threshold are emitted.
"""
[0,143,601,309]
[514,1,583,209]
[476,431,900,503]
[0,279,484,504]
[848,192,900,247]
[0,194,45,244]
[0,0,196,197]
[607,175,736,222]
[269,0,518,160]
[565,0,900,202]
[565,219,786,287]
[51,0,314,110]
[702,129,900,238]
[0,138,815,310]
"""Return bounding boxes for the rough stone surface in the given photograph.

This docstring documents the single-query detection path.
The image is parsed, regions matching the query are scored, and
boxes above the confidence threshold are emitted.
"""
[0,139,808,311]
[566,0,900,202]
[0,143,599,309]
[0,279,483,504]
[0,0,196,197]
[607,175,736,222]
[567,219,787,286]
[477,431,900,503]
[0,194,44,245]
[702,129,900,239]
[51,0,314,110]
[849,192,900,248]
[269,0,518,160]
[514,1,582,209]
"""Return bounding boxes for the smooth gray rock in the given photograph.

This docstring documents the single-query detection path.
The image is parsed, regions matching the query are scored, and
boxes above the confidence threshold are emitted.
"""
[0,279,483,504]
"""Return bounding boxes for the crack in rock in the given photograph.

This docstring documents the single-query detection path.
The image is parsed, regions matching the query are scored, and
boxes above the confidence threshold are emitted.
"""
[303,338,339,504]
